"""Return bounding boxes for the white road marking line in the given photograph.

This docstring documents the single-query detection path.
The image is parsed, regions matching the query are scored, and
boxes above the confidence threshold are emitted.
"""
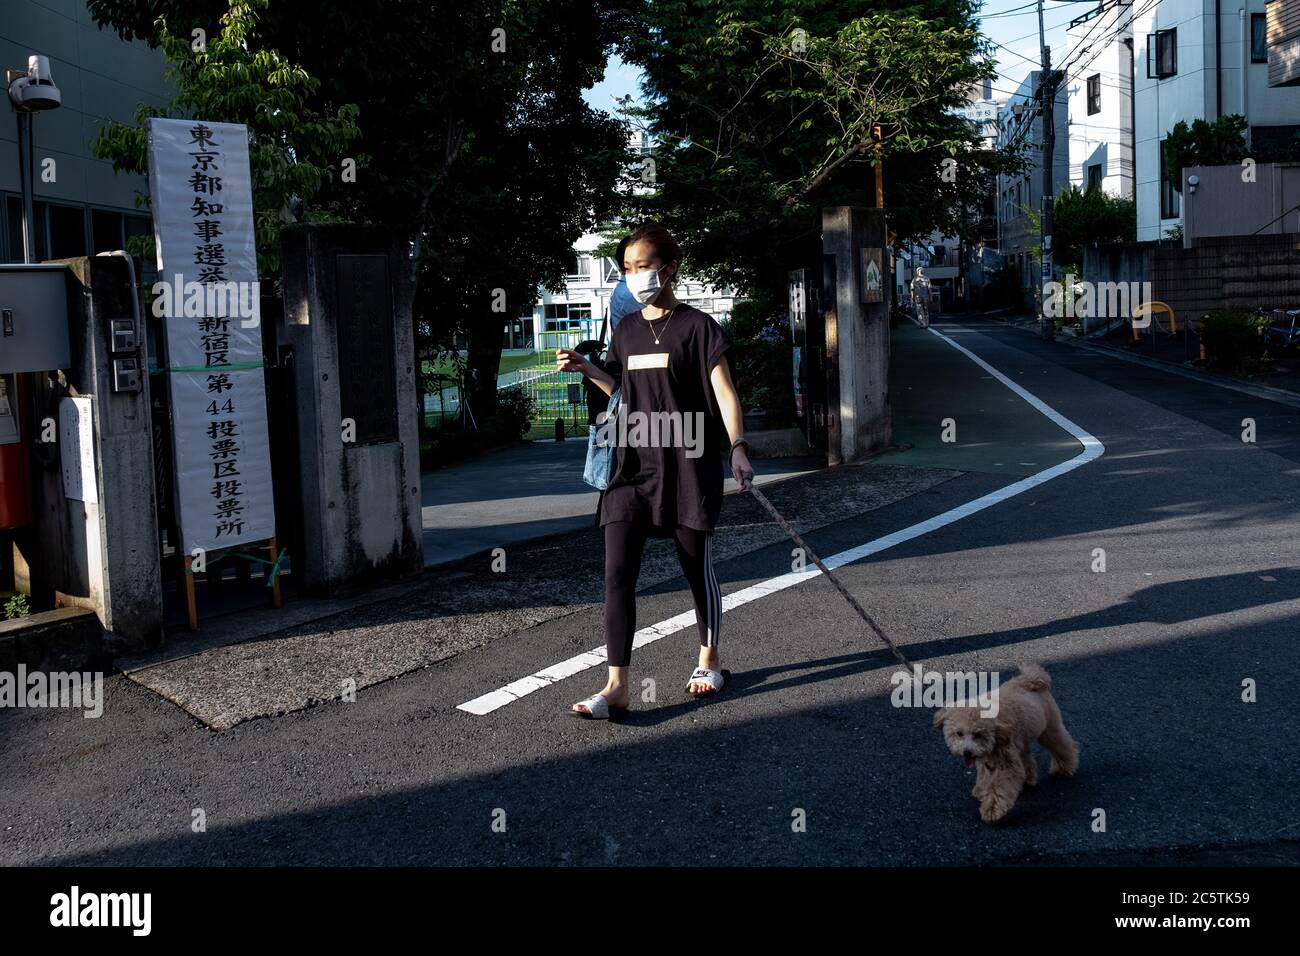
[457,326,1105,716]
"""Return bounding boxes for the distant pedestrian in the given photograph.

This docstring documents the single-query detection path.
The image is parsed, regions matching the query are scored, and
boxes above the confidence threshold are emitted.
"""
[911,267,933,328]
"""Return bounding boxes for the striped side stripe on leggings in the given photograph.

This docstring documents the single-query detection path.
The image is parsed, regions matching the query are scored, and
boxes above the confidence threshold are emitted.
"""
[703,532,721,647]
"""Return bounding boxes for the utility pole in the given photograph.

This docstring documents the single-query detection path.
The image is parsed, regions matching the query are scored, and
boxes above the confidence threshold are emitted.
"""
[873,124,884,209]
[1038,0,1057,341]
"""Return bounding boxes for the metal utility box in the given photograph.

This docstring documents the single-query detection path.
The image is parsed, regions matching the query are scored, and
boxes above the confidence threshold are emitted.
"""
[0,264,72,374]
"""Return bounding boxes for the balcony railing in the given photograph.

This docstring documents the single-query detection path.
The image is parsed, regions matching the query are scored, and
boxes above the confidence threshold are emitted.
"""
[1268,0,1300,87]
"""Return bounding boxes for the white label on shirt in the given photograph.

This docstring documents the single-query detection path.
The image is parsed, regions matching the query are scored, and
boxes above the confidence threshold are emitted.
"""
[626,352,670,370]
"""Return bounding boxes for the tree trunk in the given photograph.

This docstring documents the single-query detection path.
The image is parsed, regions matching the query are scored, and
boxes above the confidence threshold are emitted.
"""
[465,315,504,423]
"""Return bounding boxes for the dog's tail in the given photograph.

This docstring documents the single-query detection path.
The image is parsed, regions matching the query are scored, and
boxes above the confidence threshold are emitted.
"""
[1018,663,1051,692]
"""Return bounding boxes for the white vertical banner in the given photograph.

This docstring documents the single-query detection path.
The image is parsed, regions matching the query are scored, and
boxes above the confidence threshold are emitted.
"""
[59,396,98,504]
[147,118,276,555]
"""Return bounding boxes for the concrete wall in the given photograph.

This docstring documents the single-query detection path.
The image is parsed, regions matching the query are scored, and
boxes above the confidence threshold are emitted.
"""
[1081,240,1163,333]
[1183,162,1300,241]
[21,255,162,653]
[0,606,103,671]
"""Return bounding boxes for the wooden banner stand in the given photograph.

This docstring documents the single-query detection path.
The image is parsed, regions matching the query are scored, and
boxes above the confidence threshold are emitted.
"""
[182,535,283,631]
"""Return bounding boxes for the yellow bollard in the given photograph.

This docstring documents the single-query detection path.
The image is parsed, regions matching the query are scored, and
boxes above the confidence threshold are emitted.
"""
[1132,301,1175,340]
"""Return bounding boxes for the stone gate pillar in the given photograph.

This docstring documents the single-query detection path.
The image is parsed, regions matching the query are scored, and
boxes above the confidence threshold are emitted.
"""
[278,225,422,595]
[822,206,892,462]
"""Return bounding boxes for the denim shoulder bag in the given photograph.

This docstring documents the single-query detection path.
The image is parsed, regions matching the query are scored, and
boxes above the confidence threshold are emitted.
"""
[582,310,621,490]
[583,384,620,490]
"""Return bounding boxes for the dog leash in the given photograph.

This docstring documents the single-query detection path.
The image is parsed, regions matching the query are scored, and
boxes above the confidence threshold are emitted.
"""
[744,479,912,670]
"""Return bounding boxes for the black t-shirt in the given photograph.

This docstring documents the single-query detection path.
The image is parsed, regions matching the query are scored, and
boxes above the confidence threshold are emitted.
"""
[596,305,732,535]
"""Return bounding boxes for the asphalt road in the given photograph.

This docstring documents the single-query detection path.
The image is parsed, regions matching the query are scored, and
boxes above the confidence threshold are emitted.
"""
[3,315,1298,866]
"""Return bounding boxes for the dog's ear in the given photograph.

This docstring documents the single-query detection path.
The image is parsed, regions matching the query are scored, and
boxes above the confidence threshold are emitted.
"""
[994,715,1014,748]
[931,708,948,728]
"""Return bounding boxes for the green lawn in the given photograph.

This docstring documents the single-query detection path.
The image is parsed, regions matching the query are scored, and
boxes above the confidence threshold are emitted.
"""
[421,351,592,441]
[425,352,545,380]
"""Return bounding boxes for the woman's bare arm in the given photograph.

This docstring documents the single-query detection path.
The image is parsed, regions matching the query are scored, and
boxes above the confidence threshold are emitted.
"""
[709,357,743,444]
[709,357,754,488]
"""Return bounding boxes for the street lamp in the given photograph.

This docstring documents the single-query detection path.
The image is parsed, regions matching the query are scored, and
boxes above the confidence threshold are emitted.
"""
[7,55,62,264]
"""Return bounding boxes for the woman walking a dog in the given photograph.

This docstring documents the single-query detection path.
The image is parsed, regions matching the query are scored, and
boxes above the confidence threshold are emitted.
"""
[556,223,754,719]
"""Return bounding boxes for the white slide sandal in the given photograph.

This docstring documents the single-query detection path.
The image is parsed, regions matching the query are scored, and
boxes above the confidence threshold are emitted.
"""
[570,693,629,721]
[685,667,729,695]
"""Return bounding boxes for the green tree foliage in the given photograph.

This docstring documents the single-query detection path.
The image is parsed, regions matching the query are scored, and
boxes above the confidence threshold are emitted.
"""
[4,593,30,620]
[1164,113,1300,173]
[1163,115,1249,193]
[1200,309,1270,377]
[725,291,794,425]
[619,0,1023,300]
[87,0,636,417]
[91,0,360,277]
[1051,186,1136,273]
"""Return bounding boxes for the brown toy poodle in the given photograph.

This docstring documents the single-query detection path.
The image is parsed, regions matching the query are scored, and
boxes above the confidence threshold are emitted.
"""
[933,664,1079,823]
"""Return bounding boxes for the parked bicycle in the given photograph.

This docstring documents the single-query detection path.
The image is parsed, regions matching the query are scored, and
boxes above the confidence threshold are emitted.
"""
[1261,307,1300,358]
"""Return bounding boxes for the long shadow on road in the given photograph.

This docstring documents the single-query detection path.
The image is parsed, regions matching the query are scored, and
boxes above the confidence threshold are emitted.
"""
[11,597,1295,867]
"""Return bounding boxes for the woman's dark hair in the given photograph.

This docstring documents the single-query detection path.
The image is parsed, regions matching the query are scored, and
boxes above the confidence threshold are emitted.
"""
[622,222,681,270]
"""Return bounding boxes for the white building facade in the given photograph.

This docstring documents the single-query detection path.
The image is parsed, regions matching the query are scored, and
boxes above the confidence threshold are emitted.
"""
[957,78,1005,150]
[1066,1,1136,198]
[996,71,1070,290]
[1133,0,1300,240]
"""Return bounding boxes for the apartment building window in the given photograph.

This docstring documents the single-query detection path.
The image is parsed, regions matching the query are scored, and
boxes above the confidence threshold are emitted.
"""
[543,303,570,331]
[1159,138,1181,220]
[502,317,535,350]
[543,302,592,331]
[1087,163,1103,190]
[1147,28,1177,78]
[1251,13,1268,63]
[567,253,591,280]
[1087,74,1101,115]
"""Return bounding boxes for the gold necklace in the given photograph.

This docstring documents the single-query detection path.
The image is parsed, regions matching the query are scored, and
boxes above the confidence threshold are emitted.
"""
[645,303,679,346]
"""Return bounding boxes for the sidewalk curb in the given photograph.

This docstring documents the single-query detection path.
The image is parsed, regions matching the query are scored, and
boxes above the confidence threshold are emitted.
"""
[979,313,1300,411]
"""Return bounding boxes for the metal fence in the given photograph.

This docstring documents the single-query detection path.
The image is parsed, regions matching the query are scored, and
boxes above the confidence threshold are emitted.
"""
[502,368,589,439]
[423,364,591,439]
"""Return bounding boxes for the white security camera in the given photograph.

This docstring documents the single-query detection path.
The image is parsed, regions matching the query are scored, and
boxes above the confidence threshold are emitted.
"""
[7,54,62,111]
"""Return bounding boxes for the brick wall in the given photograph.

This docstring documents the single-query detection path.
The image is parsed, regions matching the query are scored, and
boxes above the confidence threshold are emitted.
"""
[1154,234,1300,320]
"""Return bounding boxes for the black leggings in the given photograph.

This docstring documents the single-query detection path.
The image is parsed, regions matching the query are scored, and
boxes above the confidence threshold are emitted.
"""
[603,520,720,667]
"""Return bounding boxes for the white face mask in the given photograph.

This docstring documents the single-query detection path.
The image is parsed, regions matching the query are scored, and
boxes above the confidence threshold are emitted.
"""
[625,265,670,305]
